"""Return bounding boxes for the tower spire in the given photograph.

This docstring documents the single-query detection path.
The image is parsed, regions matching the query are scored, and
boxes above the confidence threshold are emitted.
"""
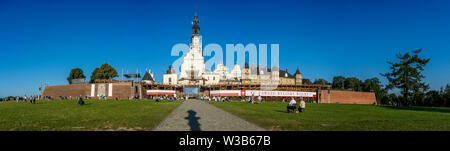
[295,65,301,74]
[192,8,200,36]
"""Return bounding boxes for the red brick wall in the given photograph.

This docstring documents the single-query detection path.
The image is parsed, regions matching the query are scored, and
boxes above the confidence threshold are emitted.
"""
[43,83,134,99]
[320,90,376,104]
[112,83,133,99]
[43,84,91,98]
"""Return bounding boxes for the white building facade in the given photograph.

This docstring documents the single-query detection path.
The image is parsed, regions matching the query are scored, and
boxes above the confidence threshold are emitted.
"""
[163,13,303,86]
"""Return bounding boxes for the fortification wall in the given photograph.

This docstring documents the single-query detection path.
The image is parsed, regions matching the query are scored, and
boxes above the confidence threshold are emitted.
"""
[42,83,135,99]
[43,84,375,104]
[320,90,376,104]
[42,84,91,98]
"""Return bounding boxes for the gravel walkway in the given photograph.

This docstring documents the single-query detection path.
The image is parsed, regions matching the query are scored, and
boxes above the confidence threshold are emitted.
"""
[152,99,265,131]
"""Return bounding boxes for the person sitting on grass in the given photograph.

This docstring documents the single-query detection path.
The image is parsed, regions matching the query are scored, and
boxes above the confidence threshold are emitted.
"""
[287,97,296,113]
[257,95,262,104]
[77,95,84,105]
[297,98,305,113]
[249,97,256,104]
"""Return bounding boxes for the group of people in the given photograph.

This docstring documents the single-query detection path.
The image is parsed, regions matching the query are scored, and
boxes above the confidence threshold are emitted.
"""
[241,95,265,104]
[13,95,38,104]
[152,94,177,102]
[52,96,93,100]
[287,97,306,113]
[201,96,231,102]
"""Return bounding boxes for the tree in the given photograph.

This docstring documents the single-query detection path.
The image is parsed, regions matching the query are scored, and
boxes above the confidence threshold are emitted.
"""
[363,78,380,92]
[67,68,86,84]
[90,63,119,83]
[363,77,386,104]
[382,49,430,106]
[425,84,450,107]
[425,90,441,107]
[381,93,399,105]
[313,79,329,85]
[345,77,363,91]
[302,79,312,85]
[444,85,450,107]
[90,68,100,83]
[332,76,346,89]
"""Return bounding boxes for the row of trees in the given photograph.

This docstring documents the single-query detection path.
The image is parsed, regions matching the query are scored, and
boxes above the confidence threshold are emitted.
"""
[67,63,118,84]
[424,85,450,107]
[305,77,383,93]
[301,78,329,85]
[305,49,449,107]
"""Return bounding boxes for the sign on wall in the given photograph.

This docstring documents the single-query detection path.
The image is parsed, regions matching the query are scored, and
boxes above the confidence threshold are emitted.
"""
[210,90,316,98]
[146,90,176,95]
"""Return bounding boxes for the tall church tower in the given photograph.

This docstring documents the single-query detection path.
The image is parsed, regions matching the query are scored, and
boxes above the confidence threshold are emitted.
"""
[295,66,303,85]
[179,10,206,84]
[192,10,200,37]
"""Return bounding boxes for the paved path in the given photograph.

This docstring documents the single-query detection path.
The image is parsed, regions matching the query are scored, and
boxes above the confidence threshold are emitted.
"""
[153,99,265,131]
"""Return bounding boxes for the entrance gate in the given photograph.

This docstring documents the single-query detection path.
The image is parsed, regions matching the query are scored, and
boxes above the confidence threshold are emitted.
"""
[183,85,199,99]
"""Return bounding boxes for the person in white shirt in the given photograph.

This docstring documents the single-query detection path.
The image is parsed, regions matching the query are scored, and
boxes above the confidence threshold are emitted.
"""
[287,97,296,113]
[289,98,296,106]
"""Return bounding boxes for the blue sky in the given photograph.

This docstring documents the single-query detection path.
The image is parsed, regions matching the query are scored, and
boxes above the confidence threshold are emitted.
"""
[1,0,450,97]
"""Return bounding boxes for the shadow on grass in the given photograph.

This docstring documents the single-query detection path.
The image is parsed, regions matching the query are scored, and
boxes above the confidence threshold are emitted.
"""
[76,103,91,106]
[380,105,450,114]
[275,110,289,114]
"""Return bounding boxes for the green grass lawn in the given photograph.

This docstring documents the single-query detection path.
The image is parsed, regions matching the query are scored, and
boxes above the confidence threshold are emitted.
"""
[0,99,181,131]
[209,101,450,131]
